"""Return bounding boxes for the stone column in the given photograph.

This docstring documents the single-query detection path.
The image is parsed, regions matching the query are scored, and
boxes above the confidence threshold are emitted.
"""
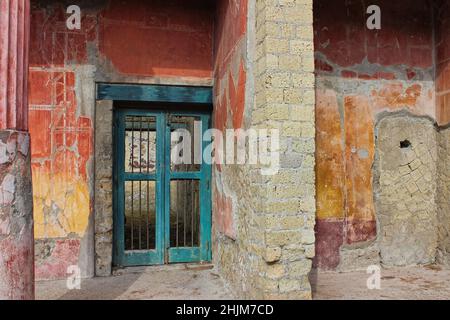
[253,0,316,299]
[0,0,34,300]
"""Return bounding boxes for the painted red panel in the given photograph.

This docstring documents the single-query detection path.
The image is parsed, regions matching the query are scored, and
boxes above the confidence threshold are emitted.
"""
[228,61,246,129]
[30,0,214,80]
[214,0,247,77]
[314,0,433,68]
[212,0,248,240]
[29,109,51,158]
[99,24,212,78]
[28,70,52,105]
[313,220,344,270]
[98,0,213,78]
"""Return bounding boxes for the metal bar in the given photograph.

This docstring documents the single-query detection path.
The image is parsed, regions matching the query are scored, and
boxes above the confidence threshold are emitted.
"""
[175,180,179,247]
[183,179,187,247]
[124,173,156,181]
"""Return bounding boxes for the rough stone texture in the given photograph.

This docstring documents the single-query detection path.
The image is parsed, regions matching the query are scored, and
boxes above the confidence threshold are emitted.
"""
[313,0,438,270]
[0,130,34,299]
[213,0,316,300]
[436,126,450,265]
[374,114,438,266]
[312,266,450,300]
[212,0,255,299]
[337,243,380,272]
[94,100,113,276]
[254,0,316,299]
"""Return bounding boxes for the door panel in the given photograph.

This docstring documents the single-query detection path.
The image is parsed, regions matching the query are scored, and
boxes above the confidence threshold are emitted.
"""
[165,113,212,263]
[114,110,164,266]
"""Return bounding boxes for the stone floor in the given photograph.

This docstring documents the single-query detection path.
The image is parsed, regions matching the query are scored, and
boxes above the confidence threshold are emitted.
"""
[36,264,450,300]
[36,264,233,300]
[312,265,450,300]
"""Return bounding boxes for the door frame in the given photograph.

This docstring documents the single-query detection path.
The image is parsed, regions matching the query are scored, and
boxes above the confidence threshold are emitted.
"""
[98,83,213,268]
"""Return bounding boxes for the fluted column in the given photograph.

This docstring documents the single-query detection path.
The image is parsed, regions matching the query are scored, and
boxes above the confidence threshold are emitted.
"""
[0,0,34,300]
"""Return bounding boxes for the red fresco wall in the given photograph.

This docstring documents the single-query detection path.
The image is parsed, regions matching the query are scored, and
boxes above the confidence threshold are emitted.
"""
[314,0,436,270]
[29,0,214,279]
[212,0,247,239]
[30,0,213,78]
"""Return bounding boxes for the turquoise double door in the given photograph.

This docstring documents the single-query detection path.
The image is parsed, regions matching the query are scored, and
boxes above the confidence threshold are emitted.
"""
[113,108,211,266]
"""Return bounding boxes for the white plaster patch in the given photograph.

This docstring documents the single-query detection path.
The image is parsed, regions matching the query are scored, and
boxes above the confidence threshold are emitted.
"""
[0,218,10,236]
[18,133,30,157]
[6,137,17,159]
[0,174,16,205]
[0,141,8,164]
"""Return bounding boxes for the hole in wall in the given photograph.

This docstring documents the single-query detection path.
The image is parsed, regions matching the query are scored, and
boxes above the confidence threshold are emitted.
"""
[400,139,412,149]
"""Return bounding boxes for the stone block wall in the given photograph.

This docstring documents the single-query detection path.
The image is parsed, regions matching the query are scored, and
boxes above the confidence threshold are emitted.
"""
[213,0,316,299]
[93,100,113,276]
[252,0,316,299]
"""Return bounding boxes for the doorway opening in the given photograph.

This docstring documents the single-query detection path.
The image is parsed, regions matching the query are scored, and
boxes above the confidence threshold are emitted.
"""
[113,108,211,267]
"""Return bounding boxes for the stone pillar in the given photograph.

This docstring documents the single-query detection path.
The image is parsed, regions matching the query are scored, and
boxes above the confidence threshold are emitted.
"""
[253,0,316,299]
[0,0,34,300]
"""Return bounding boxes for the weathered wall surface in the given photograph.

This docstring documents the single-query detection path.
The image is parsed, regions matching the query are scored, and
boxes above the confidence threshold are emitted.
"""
[213,0,248,242]
[254,0,316,299]
[213,0,316,299]
[93,100,113,276]
[29,0,214,280]
[314,0,438,270]
[0,131,34,299]
[375,114,437,266]
[212,0,253,297]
